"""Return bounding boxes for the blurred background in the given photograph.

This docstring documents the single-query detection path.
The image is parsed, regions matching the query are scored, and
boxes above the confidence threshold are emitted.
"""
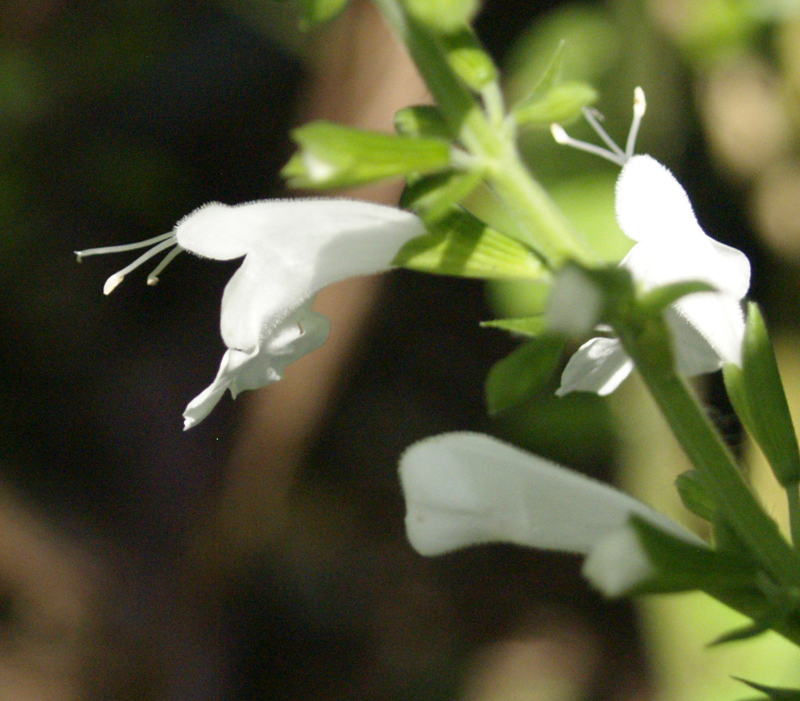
[2,0,800,699]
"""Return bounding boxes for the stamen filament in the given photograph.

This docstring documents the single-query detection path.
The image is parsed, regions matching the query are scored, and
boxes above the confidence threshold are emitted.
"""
[103,238,178,295]
[625,86,646,160]
[551,87,647,167]
[582,108,625,158]
[550,124,627,166]
[147,245,184,286]
[75,231,175,262]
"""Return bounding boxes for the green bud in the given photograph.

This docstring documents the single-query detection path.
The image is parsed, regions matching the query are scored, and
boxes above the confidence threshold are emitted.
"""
[393,208,547,280]
[439,29,498,92]
[282,121,453,190]
[723,302,800,487]
[485,334,565,416]
[512,81,598,127]
[404,0,479,33]
[394,105,451,139]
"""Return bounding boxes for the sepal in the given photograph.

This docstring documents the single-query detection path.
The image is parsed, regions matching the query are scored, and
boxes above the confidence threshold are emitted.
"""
[628,517,759,594]
[393,208,547,279]
[283,122,453,189]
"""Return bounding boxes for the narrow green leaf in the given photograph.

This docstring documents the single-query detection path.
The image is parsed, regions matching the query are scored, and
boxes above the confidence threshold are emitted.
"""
[481,316,547,337]
[527,39,565,101]
[283,121,452,189]
[735,678,800,701]
[485,335,565,416]
[723,302,800,487]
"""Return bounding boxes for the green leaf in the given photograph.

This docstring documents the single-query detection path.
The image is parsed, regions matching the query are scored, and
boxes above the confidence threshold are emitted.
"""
[512,81,598,127]
[734,678,800,701]
[393,209,547,279]
[404,0,479,33]
[485,335,565,416]
[723,303,800,487]
[283,121,453,189]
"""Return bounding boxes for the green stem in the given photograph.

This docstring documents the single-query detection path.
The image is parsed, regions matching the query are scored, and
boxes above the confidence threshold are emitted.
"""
[370,0,595,268]
[622,325,800,588]
[787,481,800,548]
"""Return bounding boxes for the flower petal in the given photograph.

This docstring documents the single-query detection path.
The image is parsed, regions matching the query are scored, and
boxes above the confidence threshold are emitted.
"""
[182,302,330,430]
[176,199,424,427]
[207,200,424,353]
[616,155,703,245]
[582,526,655,596]
[669,293,746,370]
[399,432,702,594]
[556,337,634,396]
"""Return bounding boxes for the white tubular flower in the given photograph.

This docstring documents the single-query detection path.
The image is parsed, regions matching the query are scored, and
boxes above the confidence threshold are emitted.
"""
[551,89,751,396]
[399,432,705,597]
[76,199,426,429]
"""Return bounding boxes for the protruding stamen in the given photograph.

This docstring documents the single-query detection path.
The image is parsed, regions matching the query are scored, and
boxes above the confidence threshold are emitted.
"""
[550,123,627,166]
[625,86,646,159]
[101,237,178,295]
[75,231,175,262]
[551,87,649,167]
[147,245,183,286]
[582,108,625,158]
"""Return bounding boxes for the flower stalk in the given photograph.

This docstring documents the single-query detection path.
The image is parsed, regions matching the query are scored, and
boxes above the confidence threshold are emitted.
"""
[619,317,800,588]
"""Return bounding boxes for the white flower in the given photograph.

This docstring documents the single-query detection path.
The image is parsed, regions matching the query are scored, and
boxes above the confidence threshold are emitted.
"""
[76,199,425,429]
[552,89,751,396]
[399,431,704,596]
